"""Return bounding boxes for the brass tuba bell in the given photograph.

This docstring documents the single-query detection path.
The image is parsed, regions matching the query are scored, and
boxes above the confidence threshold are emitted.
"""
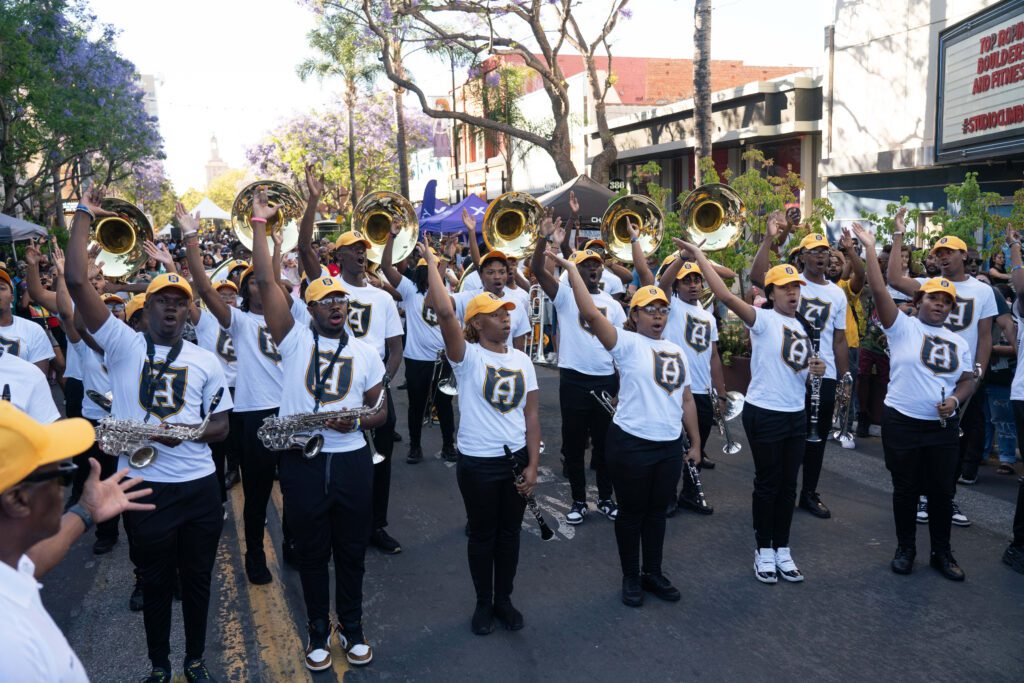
[481,191,543,260]
[600,194,664,264]
[679,183,745,252]
[351,191,418,264]
[231,181,303,255]
[89,198,153,280]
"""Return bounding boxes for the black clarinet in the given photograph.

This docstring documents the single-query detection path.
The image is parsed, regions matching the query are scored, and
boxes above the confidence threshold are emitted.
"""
[504,445,554,541]
[683,432,710,511]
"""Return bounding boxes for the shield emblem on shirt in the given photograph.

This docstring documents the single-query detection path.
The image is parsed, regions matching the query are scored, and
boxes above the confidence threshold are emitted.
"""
[943,296,974,333]
[216,329,236,363]
[781,327,811,372]
[652,351,685,394]
[798,297,831,332]
[920,336,959,375]
[304,351,353,405]
[138,362,188,420]
[258,326,281,363]
[347,301,373,338]
[579,306,608,336]
[0,335,21,357]
[421,300,439,327]
[684,315,711,353]
[483,366,525,413]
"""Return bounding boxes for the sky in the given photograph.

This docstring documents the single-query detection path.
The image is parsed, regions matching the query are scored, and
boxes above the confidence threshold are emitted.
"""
[88,0,828,194]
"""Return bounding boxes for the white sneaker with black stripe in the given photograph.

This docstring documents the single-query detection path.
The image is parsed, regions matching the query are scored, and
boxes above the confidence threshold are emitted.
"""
[566,501,588,525]
[951,501,970,527]
[774,547,804,582]
[916,496,928,523]
[754,548,777,584]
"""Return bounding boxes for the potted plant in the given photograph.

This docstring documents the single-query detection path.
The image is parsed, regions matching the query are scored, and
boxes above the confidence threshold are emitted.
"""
[717,318,752,393]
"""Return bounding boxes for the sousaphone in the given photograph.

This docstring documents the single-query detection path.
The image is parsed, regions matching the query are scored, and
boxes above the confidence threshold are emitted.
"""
[230,181,302,254]
[481,191,543,260]
[89,198,153,280]
[351,191,418,264]
[679,183,745,252]
[600,194,664,264]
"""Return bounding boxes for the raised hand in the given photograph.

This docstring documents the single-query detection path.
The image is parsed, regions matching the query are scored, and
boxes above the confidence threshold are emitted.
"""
[625,218,640,243]
[24,238,42,266]
[671,236,703,258]
[894,206,907,232]
[79,186,119,219]
[838,227,853,252]
[304,163,325,199]
[251,186,279,222]
[49,239,65,276]
[765,210,787,239]
[143,240,175,270]
[1007,223,1020,245]
[420,241,437,266]
[174,202,201,236]
[785,206,802,228]
[461,207,475,233]
[850,222,875,250]
[569,190,580,215]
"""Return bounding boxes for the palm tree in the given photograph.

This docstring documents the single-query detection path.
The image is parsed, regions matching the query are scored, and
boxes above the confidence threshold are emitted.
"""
[693,0,712,187]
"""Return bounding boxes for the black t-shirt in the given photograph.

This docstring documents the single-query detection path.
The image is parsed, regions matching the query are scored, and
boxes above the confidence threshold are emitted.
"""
[987,287,1015,387]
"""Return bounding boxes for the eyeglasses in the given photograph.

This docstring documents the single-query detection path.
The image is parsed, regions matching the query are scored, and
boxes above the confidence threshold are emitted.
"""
[106,303,125,312]
[20,461,78,487]
[312,295,347,307]
[638,305,670,316]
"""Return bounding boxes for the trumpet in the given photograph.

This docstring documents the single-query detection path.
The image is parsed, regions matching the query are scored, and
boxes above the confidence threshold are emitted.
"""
[806,329,823,444]
[830,372,854,441]
[423,351,457,428]
[955,363,984,437]
[527,284,552,364]
[96,389,225,468]
[257,390,385,459]
[708,385,743,454]
[590,389,617,416]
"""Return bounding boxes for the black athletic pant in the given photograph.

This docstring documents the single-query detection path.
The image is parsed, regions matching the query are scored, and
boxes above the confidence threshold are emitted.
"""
[457,450,527,604]
[404,357,455,451]
[127,473,223,670]
[605,423,683,578]
[64,376,84,419]
[372,387,397,530]
[882,407,958,553]
[210,408,240,503]
[1008,401,1024,546]
[743,403,805,549]
[238,408,279,563]
[957,385,986,481]
[559,368,616,503]
[279,445,374,641]
[801,377,836,495]
[681,394,714,499]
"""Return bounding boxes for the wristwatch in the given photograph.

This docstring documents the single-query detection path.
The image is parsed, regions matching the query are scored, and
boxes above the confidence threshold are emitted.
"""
[68,503,94,532]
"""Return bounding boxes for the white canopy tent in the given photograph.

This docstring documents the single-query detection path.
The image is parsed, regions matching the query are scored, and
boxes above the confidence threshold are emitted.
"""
[0,213,48,243]
[157,223,174,236]
[192,197,230,221]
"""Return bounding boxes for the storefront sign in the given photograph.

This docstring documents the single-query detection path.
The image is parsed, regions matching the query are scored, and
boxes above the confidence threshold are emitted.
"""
[936,0,1024,162]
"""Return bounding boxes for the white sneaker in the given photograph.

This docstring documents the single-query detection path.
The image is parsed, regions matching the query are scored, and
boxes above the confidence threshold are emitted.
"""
[774,547,805,582]
[335,628,373,666]
[951,501,971,527]
[916,496,929,523]
[754,548,777,584]
[304,624,332,671]
[838,435,856,450]
[566,501,588,525]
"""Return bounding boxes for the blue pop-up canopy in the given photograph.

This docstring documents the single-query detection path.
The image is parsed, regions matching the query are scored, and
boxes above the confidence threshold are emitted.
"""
[419,194,488,236]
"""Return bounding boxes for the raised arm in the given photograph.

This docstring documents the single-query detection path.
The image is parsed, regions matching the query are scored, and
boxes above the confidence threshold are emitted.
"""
[464,208,483,267]
[886,208,921,298]
[142,240,177,276]
[551,251,618,351]
[23,239,58,312]
[851,223,898,328]
[250,188,294,344]
[657,249,686,293]
[180,204,232,329]
[1009,227,1024,317]
[379,222,404,290]
[749,210,786,289]
[297,164,324,284]
[839,228,865,294]
[676,237,756,327]
[629,219,655,287]
[64,188,115,333]
[423,242,466,362]
[531,216,564,299]
[563,191,580,258]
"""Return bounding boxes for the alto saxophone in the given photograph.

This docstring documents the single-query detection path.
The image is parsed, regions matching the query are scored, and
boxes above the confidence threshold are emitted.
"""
[257,390,386,459]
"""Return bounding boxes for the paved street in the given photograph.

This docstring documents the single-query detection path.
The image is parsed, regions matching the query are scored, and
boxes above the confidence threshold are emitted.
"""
[47,364,1024,682]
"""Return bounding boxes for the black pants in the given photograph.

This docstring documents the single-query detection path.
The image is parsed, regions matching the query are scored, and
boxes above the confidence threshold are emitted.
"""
[64,376,83,419]
[882,407,958,553]
[681,394,714,498]
[404,357,455,451]
[802,377,836,495]
[456,451,527,603]
[372,387,397,530]
[559,369,616,502]
[742,403,805,549]
[126,474,223,670]
[1008,401,1024,546]
[605,423,683,578]
[279,445,374,640]
[210,408,241,503]
[957,385,986,481]
[238,408,279,562]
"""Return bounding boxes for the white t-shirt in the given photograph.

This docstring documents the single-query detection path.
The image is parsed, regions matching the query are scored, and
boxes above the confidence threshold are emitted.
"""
[450,342,537,457]
[552,283,625,376]
[883,311,972,420]
[1012,309,1024,401]
[71,341,110,422]
[194,311,237,388]
[665,297,718,395]
[460,269,483,293]
[0,351,60,423]
[0,556,89,683]
[0,317,54,364]
[797,278,847,380]
[228,308,285,411]
[91,315,233,483]
[559,268,625,296]
[505,285,531,315]
[745,308,811,412]
[342,282,403,359]
[609,329,689,441]
[277,325,385,453]
[452,289,531,349]
[940,276,998,362]
[63,334,82,381]
[395,277,444,362]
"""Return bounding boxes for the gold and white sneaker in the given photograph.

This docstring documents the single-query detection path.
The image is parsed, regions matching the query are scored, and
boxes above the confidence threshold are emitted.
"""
[335,623,373,666]
[304,620,332,671]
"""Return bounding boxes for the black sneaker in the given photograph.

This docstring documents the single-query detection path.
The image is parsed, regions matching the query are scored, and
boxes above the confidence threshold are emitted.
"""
[1002,544,1024,575]
[566,501,588,525]
[799,491,831,519]
[951,501,971,527]
[621,575,643,607]
[597,499,619,520]
[891,546,916,575]
[855,416,870,439]
[224,469,240,490]
[129,578,145,612]
[640,573,681,602]
[245,555,273,585]
[406,447,423,464]
[929,549,965,581]
[371,528,402,554]
[700,455,716,469]
[392,430,403,443]
[472,601,494,635]
[441,445,458,462]
[493,600,524,630]
[281,540,299,570]
[141,667,172,683]
[183,658,216,683]
[677,493,714,515]
[93,536,117,555]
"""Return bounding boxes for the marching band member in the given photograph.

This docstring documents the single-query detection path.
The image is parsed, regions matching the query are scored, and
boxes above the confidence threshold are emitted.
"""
[679,231,825,585]
[853,224,973,580]
[0,264,55,375]
[552,249,700,608]
[0,341,60,423]
[1002,228,1024,575]
[249,188,385,669]
[298,169,405,555]
[752,219,849,520]
[66,187,232,683]
[423,242,540,634]
[452,245,530,352]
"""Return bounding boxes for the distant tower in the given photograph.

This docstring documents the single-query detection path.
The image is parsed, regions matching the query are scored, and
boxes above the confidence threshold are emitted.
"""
[205,135,229,188]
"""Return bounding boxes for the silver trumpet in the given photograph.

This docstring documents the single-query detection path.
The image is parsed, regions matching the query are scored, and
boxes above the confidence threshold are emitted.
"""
[830,372,854,441]
[590,389,617,416]
[806,330,823,444]
[97,388,225,468]
[708,385,743,454]
[257,390,386,459]
[955,362,984,438]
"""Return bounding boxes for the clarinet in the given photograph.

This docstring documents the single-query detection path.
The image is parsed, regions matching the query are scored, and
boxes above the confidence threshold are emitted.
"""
[504,445,554,541]
[806,326,823,444]
[939,386,947,428]
[2,384,9,401]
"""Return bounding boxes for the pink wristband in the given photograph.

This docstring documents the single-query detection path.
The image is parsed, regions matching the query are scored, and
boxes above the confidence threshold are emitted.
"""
[250,217,267,224]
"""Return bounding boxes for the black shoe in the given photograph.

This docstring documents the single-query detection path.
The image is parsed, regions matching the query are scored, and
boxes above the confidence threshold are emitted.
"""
[1003,544,1024,575]
[665,501,679,518]
[493,600,524,630]
[890,546,916,575]
[621,576,644,607]
[224,469,240,490]
[93,536,117,555]
[141,667,172,683]
[392,430,403,443]
[371,528,402,554]
[281,540,299,570]
[677,493,714,515]
[441,445,458,462]
[641,573,682,601]
[406,446,423,464]
[700,455,716,469]
[855,415,870,439]
[129,579,145,612]
[245,555,273,585]
[183,658,216,683]
[799,491,831,519]
[472,601,494,635]
[929,550,965,581]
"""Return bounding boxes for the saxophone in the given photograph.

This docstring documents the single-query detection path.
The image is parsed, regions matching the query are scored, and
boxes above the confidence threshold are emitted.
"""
[257,390,386,458]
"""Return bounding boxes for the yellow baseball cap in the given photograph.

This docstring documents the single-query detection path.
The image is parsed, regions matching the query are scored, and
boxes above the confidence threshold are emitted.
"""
[214,280,238,293]
[125,294,146,320]
[661,253,678,267]
[0,268,11,289]
[798,233,829,252]
[930,235,968,254]
[918,277,958,299]
[0,402,95,493]
[631,285,670,309]
[571,249,603,265]
[584,239,607,251]
[304,276,349,303]
[146,272,192,300]
[465,292,515,322]
[101,293,125,305]
[335,230,372,249]
[225,259,249,275]
[764,264,806,288]
[675,261,702,279]
[481,250,508,266]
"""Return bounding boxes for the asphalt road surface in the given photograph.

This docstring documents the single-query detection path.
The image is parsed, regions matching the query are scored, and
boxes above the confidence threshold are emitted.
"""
[46,364,1024,682]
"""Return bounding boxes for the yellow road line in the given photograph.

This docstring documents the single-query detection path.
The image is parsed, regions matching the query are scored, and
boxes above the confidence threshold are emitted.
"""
[214,532,249,682]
